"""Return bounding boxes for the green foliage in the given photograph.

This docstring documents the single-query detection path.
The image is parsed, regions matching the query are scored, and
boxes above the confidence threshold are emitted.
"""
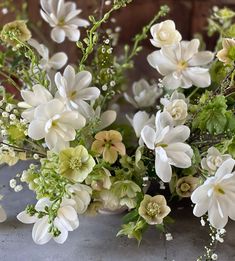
[192,95,232,135]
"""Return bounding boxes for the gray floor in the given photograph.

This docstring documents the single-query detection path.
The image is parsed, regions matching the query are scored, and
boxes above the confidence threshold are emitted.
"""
[0,161,235,261]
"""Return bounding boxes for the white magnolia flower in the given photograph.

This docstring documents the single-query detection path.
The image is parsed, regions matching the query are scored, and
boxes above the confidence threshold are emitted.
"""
[28,38,67,71]
[160,91,188,125]
[191,158,235,229]
[18,84,53,121]
[150,20,182,48]
[17,198,79,244]
[0,205,7,222]
[141,111,193,182]
[55,65,100,118]
[201,147,231,175]
[67,184,92,214]
[148,39,214,89]
[124,79,162,108]
[127,111,155,145]
[40,0,89,43]
[28,99,86,152]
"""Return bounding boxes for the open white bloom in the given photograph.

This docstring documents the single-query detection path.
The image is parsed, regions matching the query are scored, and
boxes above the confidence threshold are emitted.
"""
[67,184,92,214]
[18,84,53,121]
[55,65,100,118]
[0,205,7,222]
[28,99,86,152]
[28,38,67,71]
[127,111,155,145]
[141,111,193,182]
[192,158,235,229]
[148,39,214,89]
[124,79,162,108]
[160,91,188,125]
[150,20,182,48]
[40,0,89,43]
[17,198,79,244]
[201,147,231,175]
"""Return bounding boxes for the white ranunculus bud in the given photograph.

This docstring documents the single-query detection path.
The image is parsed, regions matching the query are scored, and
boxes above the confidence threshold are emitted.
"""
[165,99,188,125]
[201,147,231,175]
[150,20,182,48]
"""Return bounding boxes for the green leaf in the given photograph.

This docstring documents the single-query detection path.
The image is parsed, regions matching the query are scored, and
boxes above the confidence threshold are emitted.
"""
[192,95,228,134]
[156,224,165,233]
[164,216,175,224]
[122,209,139,224]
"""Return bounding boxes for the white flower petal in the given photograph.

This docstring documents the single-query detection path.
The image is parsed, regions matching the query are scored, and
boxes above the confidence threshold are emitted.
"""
[51,27,66,43]
[28,120,46,140]
[183,68,211,88]
[147,51,176,75]
[49,52,68,70]
[17,211,38,224]
[155,148,172,182]
[32,216,52,245]
[188,51,214,66]
[141,126,156,150]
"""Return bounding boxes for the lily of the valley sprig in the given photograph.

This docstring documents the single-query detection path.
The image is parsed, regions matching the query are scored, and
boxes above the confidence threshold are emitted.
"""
[0,1,235,260]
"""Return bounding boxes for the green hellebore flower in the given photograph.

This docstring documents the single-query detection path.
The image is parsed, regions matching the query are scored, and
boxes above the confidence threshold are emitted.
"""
[59,145,95,183]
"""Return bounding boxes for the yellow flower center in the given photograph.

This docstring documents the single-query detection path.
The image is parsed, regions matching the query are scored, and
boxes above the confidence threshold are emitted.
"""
[177,60,188,71]
[58,18,65,26]
[214,185,225,195]
[180,182,190,192]
[146,202,161,217]
[69,157,83,170]
[155,143,168,148]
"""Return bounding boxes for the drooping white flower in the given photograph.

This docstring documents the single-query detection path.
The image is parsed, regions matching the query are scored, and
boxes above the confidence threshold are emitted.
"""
[150,20,182,48]
[201,147,231,175]
[0,205,7,222]
[86,106,117,130]
[191,158,235,229]
[124,79,162,108]
[67,184,92,214]
[18,84,53,121]
[28,99,86,152]
[160,91,188,125]
[141,111,193,182]
[55,65,100,118]
[127,111,155,145]
[28,38,67,71]
[40,0,89,43]
[17,198,79,244]
[147,39,214,90]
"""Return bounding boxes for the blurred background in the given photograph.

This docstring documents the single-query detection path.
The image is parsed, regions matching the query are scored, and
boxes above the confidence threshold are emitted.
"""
[0,0,235,80]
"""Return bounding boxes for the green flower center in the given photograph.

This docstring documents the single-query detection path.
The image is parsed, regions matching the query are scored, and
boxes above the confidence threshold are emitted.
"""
[180,182,190,192]
[69,157,83,170]
[146,202,161,217]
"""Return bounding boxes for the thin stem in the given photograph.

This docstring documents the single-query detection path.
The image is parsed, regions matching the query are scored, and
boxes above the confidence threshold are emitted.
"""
[188,87,199,100]
[0,71,21,92]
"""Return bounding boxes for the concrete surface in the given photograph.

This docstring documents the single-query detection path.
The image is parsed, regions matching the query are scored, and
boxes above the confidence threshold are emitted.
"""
[0,161,235,261]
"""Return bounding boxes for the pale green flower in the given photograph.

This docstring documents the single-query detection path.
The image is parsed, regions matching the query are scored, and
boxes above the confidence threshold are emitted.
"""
[138,194,171,225]
[59,145,95,182]
[1,20,31,47]
[112,180,141,198]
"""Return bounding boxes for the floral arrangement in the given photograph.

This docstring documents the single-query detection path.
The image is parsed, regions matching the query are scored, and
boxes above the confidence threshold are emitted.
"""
[0,1,235,260]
